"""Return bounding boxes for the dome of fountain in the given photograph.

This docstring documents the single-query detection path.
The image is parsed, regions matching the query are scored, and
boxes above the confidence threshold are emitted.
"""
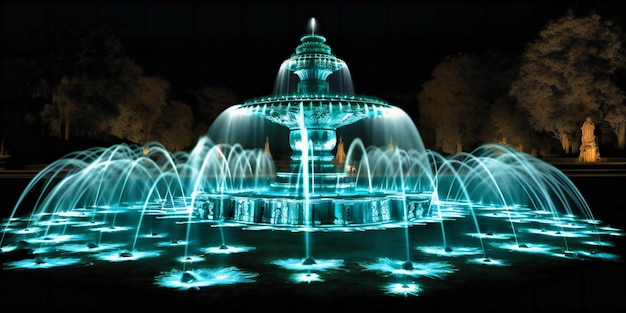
[208,19,426,158]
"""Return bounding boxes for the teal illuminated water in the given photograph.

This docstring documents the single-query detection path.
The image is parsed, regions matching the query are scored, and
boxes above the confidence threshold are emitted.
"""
[0,19,623,301]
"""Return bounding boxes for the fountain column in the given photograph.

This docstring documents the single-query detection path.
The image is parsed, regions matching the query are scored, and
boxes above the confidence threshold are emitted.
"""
[289,128,337,173]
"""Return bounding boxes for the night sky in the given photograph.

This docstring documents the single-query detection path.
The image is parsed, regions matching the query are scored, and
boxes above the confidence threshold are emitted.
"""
[5,0,623,103]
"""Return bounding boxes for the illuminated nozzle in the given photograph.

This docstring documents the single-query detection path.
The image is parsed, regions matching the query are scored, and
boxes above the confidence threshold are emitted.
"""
[119,251,133,258]
[401,261,414,271]
[87,242,98,249]
[518,243,528,248]
[180,271,197,283]
[302,257,317,265]
[34,256,46,264]
[219,244,228,250]
[444,247,453,253]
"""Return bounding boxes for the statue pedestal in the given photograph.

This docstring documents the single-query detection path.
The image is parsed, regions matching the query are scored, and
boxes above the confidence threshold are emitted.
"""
[579,144,600,162]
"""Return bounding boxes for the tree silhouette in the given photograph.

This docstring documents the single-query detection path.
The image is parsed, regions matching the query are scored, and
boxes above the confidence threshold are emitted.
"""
[187,85,239,137]
[418,52,518,154]
[157,100,195,151]
[25,23,142,142]
[108,75,170,145]
[418,53,484,154]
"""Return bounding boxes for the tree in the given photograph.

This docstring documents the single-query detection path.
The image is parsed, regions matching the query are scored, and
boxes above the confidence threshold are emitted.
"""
[41,76,77,140]
[418,52,517,154]
[605,103,626,149]
[510,9,626,153]
[156,100,195,151]
[188,86,238,137]
[109,75,170,145]
[488,96,543,153]
[23,22,142,141]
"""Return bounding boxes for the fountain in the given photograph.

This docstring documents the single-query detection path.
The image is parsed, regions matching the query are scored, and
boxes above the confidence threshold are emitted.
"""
[0,18,623,301]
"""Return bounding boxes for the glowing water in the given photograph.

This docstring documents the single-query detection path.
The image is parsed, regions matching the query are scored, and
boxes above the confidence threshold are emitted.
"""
[0,19,623,298]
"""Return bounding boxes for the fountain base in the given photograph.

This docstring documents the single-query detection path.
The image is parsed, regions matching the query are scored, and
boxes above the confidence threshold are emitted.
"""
[193,192,432,230]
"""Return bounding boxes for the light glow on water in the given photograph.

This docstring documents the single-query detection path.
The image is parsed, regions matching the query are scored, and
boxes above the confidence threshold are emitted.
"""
[360,258,456,279]
[138,232,168,239]
[5,256,82,269]
[201,244,255,255]
[385,282,422,297]
[0,220,22,227]
[177,255,205,263]
[466,257,509,267]
[466,232,515,240]
[57,242,126,253]
[490,242,560,256]
[157,240,188,247]
[90,226,132,233]
[54,211,94,218]
[37,219,77,226]
[417,246,484,257]
[71,221,107,228]
[574,250,622,261]
[582,240,614,247]
[11,227,43,235]
[0,244,18,253]
[272,258,344,272]
[599,225,623,232]
[155,267,258,290]
[27,234,85,244]
[291,272,323,283]
[95,249,161,262]
[521,227,590,238]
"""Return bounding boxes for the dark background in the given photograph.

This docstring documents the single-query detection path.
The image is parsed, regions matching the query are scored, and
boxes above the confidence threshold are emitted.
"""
[1,0,626,166]
[3,0,624,101]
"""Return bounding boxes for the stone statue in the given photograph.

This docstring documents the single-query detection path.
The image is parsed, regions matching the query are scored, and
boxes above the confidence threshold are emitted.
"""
[579,117,600,162]
[581,117,595,145]
[264,136,271,157]
[332,136,346,164]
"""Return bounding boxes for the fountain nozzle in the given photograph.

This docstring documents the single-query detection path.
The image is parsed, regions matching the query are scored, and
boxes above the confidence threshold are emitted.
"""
[401,261,414,270]
[302,257,317,265]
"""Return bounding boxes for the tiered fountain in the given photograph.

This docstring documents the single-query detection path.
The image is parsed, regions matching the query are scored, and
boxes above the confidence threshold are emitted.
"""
[0,18,622,296]
[196,18,432,229]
